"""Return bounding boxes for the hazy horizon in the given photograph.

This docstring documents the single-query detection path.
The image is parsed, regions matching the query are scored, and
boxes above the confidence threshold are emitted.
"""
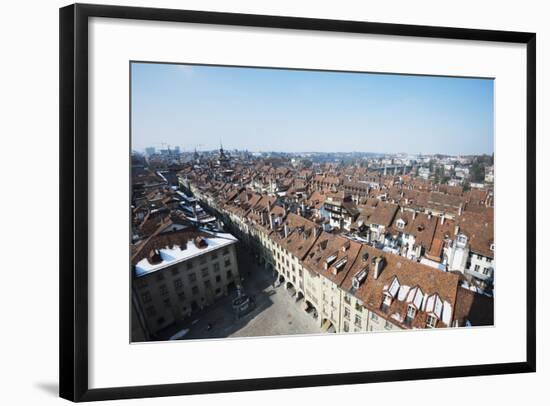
[131,63,494,156]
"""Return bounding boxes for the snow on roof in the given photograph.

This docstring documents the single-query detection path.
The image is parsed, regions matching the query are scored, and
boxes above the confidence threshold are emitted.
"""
[397,285,410,301]
[424,294,434,313]
[387,276,400,298]
[413,289,424,309]
[424,293,443,319]
[391,313,403,323]
[442,300,453,326]
[434,295,443,319]
[135,233,237,278]
[156,171,168,183]
[406,286,424,309]
[419,257,446,271]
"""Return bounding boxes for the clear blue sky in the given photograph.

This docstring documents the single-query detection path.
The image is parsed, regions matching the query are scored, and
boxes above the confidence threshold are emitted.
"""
[131,62,494,155]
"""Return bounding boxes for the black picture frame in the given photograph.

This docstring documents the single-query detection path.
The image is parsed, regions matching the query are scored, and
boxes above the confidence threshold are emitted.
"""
[59,3,536,402]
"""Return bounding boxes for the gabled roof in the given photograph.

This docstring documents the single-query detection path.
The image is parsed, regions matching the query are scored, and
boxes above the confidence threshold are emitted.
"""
[341,244,460,329]
[302,232,361,286]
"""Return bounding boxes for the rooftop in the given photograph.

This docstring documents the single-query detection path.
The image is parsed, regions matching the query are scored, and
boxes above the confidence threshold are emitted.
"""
[132,229,238,277]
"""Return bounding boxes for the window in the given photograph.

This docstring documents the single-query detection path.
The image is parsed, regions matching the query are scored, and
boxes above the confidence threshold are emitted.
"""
[426,314,437,328]
[186,260,193,270]
[159,284,168,296]
[173,278,183,290]
[224,259,231,267]
[201,267,209,278]
[213,262,220,272]
[141,291,152,303]
[344,307,351,320]
[354,315,362,327]
[188,273,197,283]
[344,294,351,304]
[223,247,229,255]
[371,313,379,321]
[474,264,480,273]
[204,280,211,289]
[343,321,349,332]
[199,256,206,265]
[407,304,416,319]
[405,305,416,325]
[191,286,199,295]
[384,320,392,330]
[482,267,491,276]
[490,243,495,251]
[381,293,392,312]
[215,275,221,283]
[211,252,218,260]
[226,270,233,279]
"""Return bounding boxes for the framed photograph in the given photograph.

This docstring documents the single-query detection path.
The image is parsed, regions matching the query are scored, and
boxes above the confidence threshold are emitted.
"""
[59,3,536,402]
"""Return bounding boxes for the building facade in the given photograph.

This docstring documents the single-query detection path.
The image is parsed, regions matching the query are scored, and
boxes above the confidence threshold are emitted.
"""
[131,229,240,341]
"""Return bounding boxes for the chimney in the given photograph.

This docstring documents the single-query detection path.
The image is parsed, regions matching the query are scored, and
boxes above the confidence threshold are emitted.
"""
[440,215,445,225]
[400,206,404,213]
[458,203,463,216]
[412,211,417,220]
[284,223,289,238]
[372,256,385,279]
[454,225,460,236]
[269,213,274,230]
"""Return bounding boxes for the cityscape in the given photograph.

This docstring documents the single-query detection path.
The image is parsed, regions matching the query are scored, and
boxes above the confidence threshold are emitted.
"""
[130,64,494,342]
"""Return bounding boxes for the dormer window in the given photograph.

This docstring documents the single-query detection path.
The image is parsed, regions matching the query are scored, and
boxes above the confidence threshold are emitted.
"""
[490,242,495,251]
[324,253,338,269]
[405,305,416,325]
[396,219,406,229]
[352,267,368,289]
[457,233,468,247]
[426,314,438,328]
[332,257,348,275]
[381,293,392,312]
